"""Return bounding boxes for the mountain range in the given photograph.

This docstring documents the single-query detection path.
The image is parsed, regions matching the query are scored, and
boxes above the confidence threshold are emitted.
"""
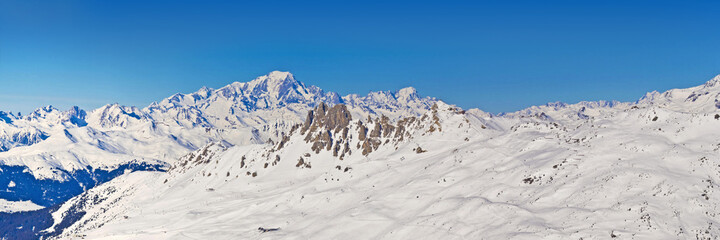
[1,71,720,239]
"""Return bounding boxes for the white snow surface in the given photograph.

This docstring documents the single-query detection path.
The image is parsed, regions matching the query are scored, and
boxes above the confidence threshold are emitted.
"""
[0,71,438,181]
[0,199,44,213]
[5,73,720,239]
[37,74,720,239]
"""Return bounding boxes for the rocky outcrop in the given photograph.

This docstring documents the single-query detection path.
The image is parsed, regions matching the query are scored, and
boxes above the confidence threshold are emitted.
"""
[285,101,456,159]
[301,103,352,157]
[172,142,229,172]
[301,103,352,135]
[298,103,435,157]
[357,114,416,156]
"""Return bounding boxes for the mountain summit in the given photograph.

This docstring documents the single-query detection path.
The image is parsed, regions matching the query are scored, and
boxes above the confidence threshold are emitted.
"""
[213,70,339,110]
[143,71,437,129]
[702,73,720,89]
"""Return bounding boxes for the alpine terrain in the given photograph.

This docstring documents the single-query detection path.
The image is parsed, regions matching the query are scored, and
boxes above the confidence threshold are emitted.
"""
[2,71,720,239]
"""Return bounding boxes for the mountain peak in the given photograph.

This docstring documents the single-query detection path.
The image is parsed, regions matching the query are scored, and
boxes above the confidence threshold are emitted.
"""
[40,105,57,113]
[266,70,295,82]
[24,105,58,120]
[703,74,720,89]
[0,111,15,124]
[220,71,296,91]
[197,86,213,93]
[192,86,213,100]
[248,71,298,89]
[396,87,419,102]
[242,71,307,102]
[64,106,87,126]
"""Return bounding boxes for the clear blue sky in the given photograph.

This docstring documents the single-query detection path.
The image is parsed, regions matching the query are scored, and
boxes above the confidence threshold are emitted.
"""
[1,0,719,114]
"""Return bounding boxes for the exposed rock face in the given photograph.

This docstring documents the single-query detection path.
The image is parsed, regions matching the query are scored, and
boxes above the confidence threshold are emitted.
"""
[394,116,416,141]
[357,121,368,141]
[301,103,353,156]
[64,106,88,127]
[10,129,49,146]
[290,101,457,160]
[0,111,14,124]
[297,102,438,158]
[426,103,442,132]
[301,103,352,135]
[0,128,50,153]
[171,142,229,173]
[358,115,408,155]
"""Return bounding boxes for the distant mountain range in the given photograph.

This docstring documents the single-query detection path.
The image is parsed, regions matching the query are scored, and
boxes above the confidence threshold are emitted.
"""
[0,71,438,179]
[1,72,720,239]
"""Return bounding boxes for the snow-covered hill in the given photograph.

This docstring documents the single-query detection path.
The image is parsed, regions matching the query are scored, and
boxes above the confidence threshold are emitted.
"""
[2,73,720,239]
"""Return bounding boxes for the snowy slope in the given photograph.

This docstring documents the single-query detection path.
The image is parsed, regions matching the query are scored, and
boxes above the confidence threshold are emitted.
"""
[0,71,437,179]
[31,75,720,239]
[0,199,43,213]
[0,71,438,211]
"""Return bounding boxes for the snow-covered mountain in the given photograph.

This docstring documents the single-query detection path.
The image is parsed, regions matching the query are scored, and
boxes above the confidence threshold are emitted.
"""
[2,72,720,239]
[0,71,439,209]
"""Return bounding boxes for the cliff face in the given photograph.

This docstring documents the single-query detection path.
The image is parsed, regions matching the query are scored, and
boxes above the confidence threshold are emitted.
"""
[301,103,353,158]
[298,103,436,159]
[301,103,352,136]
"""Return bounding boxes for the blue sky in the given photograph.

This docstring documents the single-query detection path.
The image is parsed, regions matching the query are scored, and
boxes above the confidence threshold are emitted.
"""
[0,0,719,114]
